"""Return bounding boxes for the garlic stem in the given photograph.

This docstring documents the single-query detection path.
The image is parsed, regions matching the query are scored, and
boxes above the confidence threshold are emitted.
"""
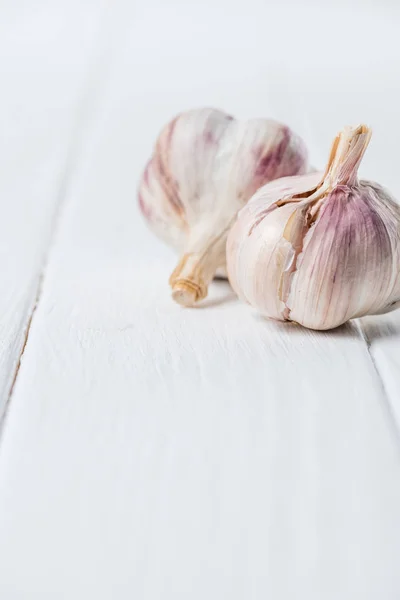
[169,254,215,307]
[169,234,227,307]
[323,124,372,188]
[169,254,207,306]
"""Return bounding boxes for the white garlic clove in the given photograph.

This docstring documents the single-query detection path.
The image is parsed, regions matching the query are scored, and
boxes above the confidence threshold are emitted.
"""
[138,108,309,306]
[227,125,400,330]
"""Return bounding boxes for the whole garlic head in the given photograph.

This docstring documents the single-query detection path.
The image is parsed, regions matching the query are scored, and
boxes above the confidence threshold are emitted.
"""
[138,108,308,306]
[227,125,400,330]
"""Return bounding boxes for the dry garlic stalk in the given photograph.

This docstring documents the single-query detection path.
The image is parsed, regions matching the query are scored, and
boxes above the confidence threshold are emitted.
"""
[227,125,400,330]
[138,108,308,306]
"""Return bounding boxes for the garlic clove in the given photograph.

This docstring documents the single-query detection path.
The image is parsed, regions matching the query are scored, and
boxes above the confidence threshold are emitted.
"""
[226,125,400,330]
[230,201,301,319]
[288,184,394,329]
[138,108,309,306]
[227,171,322,319]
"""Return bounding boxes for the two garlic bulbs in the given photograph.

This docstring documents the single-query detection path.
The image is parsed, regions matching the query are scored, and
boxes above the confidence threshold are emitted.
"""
[138,108,308,306]
[227,125,400,330]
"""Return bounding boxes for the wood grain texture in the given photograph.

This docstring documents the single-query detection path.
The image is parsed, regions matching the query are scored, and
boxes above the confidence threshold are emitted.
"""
[0,1,110,419]
[1,3,400,599]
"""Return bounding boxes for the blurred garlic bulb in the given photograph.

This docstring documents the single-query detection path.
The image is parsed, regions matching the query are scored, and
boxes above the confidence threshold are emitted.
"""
[138,107,308,306]
[227,125,400,330]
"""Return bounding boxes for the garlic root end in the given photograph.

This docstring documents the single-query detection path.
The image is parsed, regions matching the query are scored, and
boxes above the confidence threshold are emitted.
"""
[169,250,221,307]
[170,279,206,307]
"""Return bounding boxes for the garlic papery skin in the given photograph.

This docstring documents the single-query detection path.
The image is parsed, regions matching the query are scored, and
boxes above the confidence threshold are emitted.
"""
[227,125,400,330]
[138,107,308,306]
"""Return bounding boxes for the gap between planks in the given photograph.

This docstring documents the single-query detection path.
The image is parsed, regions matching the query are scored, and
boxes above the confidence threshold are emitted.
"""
[0,156,73,433]
[357,320,400,451]
[0,2,126,436]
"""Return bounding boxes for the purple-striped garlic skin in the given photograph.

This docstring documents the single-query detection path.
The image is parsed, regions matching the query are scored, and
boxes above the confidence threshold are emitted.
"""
[227,125,400,331]
[138,107,308,306]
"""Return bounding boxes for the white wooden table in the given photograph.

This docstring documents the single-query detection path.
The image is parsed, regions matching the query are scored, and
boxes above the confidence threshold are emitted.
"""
[1,2,400,598]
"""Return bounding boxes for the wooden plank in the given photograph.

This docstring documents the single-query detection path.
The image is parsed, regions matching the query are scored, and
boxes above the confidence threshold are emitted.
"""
[0,1,109,419]
[1,7,400,598]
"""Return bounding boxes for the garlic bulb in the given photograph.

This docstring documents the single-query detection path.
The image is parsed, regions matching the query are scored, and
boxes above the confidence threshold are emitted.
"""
[138,107,308,306]
[227,125,400,330]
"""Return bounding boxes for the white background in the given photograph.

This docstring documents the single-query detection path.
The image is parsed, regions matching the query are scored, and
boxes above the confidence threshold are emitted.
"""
[0,1,400,598]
